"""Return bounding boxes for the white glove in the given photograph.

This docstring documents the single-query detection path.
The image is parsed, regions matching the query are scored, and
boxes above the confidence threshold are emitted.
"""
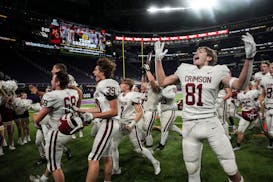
[242,32,256,59]
[81,112,94,123]
[143,64,150,71]
[154,41,168,61]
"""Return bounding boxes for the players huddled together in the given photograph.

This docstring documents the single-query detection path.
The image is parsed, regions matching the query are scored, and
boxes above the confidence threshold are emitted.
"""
[1,32,273,182]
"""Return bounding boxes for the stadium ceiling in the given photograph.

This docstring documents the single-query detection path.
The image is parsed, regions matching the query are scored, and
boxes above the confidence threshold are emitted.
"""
[3,0,273,32]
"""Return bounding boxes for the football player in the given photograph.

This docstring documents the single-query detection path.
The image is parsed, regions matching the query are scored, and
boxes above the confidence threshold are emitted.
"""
[259,62,273,149]
[253,60,270,89]
[76,58,120,182]
[154,33,256,182]
[111,78,160,175]
[30,71,79,182]
[141,69,161,148]
[51,63,82,155]
[233,83,261,151]
[143,65,181,150]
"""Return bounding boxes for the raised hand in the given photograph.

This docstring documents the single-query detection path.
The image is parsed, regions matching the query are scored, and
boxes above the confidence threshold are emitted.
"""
[154,41,168,61]
[143,64,150,71]
[242,32,256,59]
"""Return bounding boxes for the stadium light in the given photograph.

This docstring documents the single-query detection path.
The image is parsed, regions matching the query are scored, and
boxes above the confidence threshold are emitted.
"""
[148,0,219,14]
[147,6,188,14]
[188,0,217,10]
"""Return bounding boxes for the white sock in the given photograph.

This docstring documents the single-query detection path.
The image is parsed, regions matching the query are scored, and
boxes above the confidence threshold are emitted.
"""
[40,174,48,182]
[141,147,156,164]
[160,131,169,146]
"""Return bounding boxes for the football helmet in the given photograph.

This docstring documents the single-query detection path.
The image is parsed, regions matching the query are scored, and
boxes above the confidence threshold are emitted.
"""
[241,108,259,122]
[58,113,83,135]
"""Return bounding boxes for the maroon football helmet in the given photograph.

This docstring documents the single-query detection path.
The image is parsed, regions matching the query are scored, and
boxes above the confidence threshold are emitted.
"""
[58,113,83,135]
[241,108,259,122]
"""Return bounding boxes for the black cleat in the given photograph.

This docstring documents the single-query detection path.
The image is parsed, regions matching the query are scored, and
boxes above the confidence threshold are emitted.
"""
[155,144,165,151]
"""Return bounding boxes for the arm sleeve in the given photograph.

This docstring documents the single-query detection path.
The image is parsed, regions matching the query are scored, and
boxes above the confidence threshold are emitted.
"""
[41,92,57,108]
[99,82,121,101]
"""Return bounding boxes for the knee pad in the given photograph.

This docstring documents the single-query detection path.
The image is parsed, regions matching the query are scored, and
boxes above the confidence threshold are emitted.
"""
[220,159,238,176]
[185,161,200,175]
[183,138,203,175]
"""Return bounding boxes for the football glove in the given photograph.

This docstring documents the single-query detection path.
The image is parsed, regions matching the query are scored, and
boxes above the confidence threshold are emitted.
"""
[154,41,168,62]
[80,112,94,124]
[143,64,150,71]
[242,32,256,59]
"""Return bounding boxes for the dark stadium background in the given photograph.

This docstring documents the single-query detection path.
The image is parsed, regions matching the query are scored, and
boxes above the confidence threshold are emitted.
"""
[1,0,273,92]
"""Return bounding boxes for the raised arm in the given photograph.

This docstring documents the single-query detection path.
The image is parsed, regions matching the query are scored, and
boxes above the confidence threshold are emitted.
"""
[154,41,179,87]
[223,33,256,90]
[143,64,160,93]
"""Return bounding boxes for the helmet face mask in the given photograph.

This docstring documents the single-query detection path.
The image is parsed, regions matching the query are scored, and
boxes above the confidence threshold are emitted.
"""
[59,113,83,135]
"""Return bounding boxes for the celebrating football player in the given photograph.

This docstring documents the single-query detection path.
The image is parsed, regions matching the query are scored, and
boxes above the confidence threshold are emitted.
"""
[111,78,161,175]
[30,71,79,182]
[259,62,273,149]
[154,32,256,182]
[233,83,261,151]
[76,58,120,182]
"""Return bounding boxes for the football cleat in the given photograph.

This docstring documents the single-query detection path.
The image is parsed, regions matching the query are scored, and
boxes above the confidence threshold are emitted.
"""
[267,145,273,149]
[29,175,41,182]
[233,146,241,151]
[153,160,161,175]
[112,168,122,175]
[155,144,165,151]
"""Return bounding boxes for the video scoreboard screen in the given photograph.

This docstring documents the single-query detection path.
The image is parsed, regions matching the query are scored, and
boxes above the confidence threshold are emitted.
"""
[24,18,112,56]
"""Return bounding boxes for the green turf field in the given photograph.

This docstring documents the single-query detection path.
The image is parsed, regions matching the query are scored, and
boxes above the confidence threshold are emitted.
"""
[1,97,273,181]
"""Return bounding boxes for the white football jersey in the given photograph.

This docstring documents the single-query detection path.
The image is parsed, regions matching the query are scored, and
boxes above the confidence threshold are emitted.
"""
[254,71,270,82]
[237,90,260,111]
[41,89,79,130]
[260,75,273,107]
[160,85,177,112]
[175,63,230,120]
[142,83,160,112]
[118,91,141,121]
[93,79,120,120]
